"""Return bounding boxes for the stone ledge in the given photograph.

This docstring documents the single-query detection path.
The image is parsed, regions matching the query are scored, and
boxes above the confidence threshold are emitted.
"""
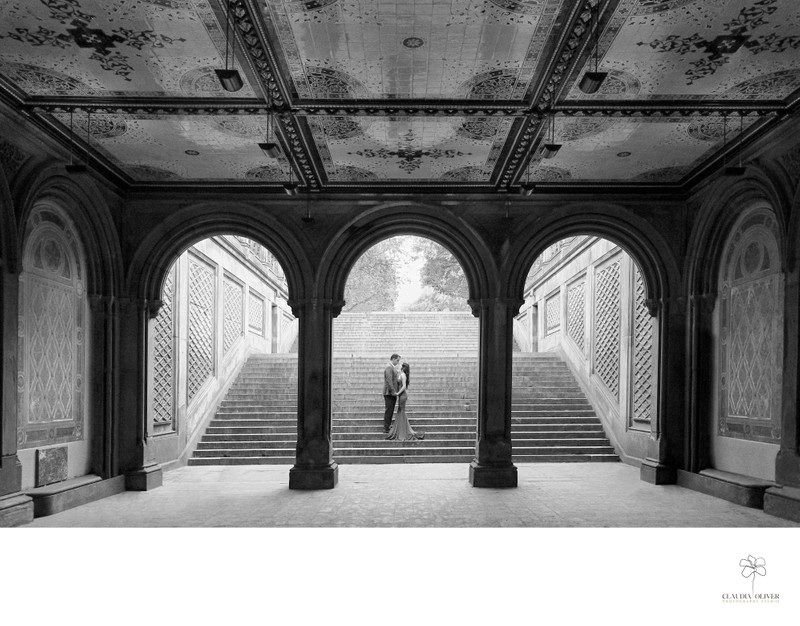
[0,493,34,527]
[763,485,800,523]
[676,469,773,509]
[25,474,126,518]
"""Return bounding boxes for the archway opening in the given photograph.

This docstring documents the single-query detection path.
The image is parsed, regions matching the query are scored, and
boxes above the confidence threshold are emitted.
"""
[332,235,478,464]
[513,235,659,466]
[147,234,296,468]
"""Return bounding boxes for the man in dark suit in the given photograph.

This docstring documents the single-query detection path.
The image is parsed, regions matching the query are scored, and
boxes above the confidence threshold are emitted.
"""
[383,353,401,433]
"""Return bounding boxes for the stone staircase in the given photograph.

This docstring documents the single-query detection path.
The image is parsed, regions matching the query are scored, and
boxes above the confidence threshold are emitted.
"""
[188,312,618,465]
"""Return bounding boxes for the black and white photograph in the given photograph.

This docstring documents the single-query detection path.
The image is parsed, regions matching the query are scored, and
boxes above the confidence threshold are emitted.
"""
[0,0,799,623]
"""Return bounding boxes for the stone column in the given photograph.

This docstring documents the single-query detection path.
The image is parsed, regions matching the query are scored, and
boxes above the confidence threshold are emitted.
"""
[287,298,339,489]
[684,292,715,473]
[469,297,520,488]
[0,269,32,526]
[766,269,800,521]
[88,295,118,478]
[117,297,163,491]
[639,296,682,484]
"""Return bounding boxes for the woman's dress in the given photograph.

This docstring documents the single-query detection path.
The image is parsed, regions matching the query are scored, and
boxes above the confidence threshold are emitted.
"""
[386,373,424,441]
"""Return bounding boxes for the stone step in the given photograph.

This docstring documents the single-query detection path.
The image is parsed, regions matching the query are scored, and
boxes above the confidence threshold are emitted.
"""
[190,340,619,466]
[188,457,295,466]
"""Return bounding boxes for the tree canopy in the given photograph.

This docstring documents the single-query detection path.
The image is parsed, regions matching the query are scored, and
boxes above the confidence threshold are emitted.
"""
[343,239,399,312]
[409,238,469,311]
[343,236,469,312]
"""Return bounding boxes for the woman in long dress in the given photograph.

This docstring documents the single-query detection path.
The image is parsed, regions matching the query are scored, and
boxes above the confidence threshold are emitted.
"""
[386,362,424,441]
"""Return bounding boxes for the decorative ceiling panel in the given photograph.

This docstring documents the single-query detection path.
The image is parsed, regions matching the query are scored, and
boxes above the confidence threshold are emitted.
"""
[565,0,800,101]
[309,115,513,181]
[52,112,284,180]
[0,0,260,98]
[529,114,759,182]
[262,0,568,100]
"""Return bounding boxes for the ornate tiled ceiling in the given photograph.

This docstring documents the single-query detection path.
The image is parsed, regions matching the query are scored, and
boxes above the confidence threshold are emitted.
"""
[0,0,798,191]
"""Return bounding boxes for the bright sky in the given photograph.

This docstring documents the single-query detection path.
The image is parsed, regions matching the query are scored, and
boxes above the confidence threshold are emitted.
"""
[393,236,425,311]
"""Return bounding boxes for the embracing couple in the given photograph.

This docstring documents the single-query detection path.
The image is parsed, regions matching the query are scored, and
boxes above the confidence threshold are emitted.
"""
[382,353,424,441]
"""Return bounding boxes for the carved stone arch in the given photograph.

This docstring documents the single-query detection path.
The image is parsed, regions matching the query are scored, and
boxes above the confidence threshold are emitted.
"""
[127,202,309,309]
[505,205,680,311]
[687,176,787,297]
[319,202,495,309]
[14,165,122,297]
[17,201,89,458]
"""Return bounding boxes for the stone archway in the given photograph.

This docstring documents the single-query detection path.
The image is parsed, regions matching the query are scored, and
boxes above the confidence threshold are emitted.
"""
[16,203,91,489]
[504,205,683,483]
[711,207,783,481]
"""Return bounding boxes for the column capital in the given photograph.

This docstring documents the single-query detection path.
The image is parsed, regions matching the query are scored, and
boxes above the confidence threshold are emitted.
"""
[287,298,345,318]
[689,291,716,315]
[467,297,525,318]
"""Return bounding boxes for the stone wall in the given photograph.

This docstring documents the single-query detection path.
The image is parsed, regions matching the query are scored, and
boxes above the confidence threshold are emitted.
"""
[516,237,655,464]
[146,235,294,468]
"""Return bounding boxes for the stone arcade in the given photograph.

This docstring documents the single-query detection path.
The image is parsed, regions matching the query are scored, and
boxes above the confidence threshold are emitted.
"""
[1,0,800,525]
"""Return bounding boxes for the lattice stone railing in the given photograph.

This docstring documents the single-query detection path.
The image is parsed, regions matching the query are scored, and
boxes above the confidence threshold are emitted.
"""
[249,291,265,333]
[187,256,214,403]
[545,292,560,334]
[567,279,586,353]
[594,259,621,398]
[152,266,175,429]
[632,267,653,423]
[223,277,243,354]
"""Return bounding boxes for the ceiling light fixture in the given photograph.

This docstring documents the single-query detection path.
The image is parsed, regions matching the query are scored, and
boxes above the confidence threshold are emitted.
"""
[724,114,746,176]
[578,2,607,94]
[258,93,281,158]
[65,109,87,173]
[283,161,299,196]
[215,0,243,92]
[540,114,562,158]
[519,158,536,195]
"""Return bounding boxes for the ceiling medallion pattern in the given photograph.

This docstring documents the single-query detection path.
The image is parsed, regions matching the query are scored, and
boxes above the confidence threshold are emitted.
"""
[440,166,485,182]
[0,0,186,82]
[265,0,566,100]
[0,62,93,96]
[310,115,511,181]
[347,129,473,174]
[637,0,797,85]
[330,165,379,181]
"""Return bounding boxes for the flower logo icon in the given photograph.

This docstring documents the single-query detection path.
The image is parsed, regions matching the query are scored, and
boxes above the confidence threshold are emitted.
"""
[740,555,767,594]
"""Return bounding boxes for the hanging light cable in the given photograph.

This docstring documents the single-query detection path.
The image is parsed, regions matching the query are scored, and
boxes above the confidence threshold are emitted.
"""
[215,0,244,92]
[283,158,299,195]
[258,92,281,159]
[540,113,562,158]
[578,2,607,94]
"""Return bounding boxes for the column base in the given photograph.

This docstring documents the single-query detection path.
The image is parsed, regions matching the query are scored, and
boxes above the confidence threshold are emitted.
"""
[0,493,34,527]
[289,463,338,490]
[125,464,163,491]
[764,485,800,523]
[640,458,676,485]
[0,454,22,495]
[469,461,518,488]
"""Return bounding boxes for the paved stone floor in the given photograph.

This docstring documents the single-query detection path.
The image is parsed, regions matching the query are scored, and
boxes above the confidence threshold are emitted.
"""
[24,462,800,527]
[10,463,800,625]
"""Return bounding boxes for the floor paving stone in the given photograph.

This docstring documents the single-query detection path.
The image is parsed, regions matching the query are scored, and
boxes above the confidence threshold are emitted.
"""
[21,462,800,527]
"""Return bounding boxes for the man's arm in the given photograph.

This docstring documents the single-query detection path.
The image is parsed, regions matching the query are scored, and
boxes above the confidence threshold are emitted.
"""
[384,365,397,395]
